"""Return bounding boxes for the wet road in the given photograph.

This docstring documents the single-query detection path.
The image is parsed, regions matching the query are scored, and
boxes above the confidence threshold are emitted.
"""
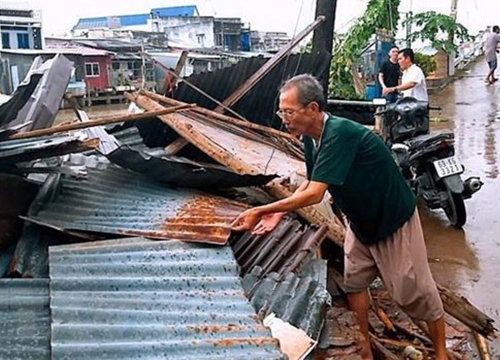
[427,58,500,354]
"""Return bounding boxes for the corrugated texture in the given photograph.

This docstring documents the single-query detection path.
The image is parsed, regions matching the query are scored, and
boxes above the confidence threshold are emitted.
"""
[27,165,248,244]
[230,217,328,279]
[0,279,51,360]
[105,125,277,189]
[242,263,331,340]
[172,52,331,128]
[48,238,285,360]
[0,135,97,165]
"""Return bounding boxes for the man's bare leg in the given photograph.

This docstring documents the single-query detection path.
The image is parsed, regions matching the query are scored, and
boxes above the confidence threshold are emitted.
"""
[348,290,373,360]
[427,315,449,359]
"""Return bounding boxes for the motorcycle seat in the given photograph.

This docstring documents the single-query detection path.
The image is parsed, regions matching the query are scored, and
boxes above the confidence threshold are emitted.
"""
[405,132,453,149]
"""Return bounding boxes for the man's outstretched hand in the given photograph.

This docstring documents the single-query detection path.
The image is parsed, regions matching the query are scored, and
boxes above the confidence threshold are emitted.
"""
[231,210,285,235]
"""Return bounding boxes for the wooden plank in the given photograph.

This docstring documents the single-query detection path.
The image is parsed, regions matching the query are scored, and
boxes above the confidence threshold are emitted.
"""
[139,89,303,146]
[9,105,194,140]
[214,16,325,112]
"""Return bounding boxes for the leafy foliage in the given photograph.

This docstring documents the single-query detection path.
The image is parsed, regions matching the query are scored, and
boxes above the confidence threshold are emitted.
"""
[329,0,401,99]
[414,52,437,76]
[403,11,473,53]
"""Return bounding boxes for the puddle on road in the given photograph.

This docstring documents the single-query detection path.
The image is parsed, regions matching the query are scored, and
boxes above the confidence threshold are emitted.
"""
[429,59,500,354]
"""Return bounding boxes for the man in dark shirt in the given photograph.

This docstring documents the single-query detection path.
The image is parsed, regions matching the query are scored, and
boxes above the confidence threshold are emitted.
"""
[231,74,448,360]
[379,45,400,103]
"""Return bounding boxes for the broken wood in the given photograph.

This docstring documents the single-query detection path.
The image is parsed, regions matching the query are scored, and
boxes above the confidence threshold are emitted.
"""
[9,105,194,140]
[215,16,326,112]
[393,323,433,346]
[437,284,497,339]
[473,332,492,360]
[373,306,396,333]
[161,50,188,94]
[370,334,402,360]
[164,137,190,155]
[139,89,303,147]
[375,337,432,355]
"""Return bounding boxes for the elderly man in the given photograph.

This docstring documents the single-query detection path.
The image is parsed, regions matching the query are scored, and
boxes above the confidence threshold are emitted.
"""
[231,74,448,360]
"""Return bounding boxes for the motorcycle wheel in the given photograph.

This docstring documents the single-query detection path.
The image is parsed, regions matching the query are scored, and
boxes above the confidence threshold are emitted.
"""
[443,188,466,227]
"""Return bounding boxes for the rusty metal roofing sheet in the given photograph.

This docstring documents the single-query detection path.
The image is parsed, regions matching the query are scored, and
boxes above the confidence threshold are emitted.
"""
[0,279,50,359]
[242,262,331,340]
[48,238,285,360]
[230,216,327,278]
[26,165,248,244]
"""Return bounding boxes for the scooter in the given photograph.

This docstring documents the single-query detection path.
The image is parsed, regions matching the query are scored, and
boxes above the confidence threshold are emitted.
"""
[375,97,482,227]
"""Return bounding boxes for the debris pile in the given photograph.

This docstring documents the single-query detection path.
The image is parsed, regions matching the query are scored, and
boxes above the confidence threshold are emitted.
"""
[0,53,496,359]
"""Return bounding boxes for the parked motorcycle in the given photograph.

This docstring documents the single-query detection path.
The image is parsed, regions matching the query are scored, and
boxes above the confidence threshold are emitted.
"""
[375,97,482,227]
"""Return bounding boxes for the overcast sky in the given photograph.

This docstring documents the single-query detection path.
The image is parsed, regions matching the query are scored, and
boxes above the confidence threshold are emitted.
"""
[15,0,499,37]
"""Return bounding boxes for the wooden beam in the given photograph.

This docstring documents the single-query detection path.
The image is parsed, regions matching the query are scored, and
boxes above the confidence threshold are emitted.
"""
[139,89,303,147]
[214,16,325,112]
[9,104,194,140]
[164,137,189,155]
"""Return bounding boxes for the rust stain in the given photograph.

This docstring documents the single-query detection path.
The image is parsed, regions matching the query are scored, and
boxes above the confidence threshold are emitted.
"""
[161,194,247,244]
[211,337,280,348]
[186,325,251,334]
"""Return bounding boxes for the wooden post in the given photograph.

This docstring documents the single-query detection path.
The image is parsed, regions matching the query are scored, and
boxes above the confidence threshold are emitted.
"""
[214,16,326,112]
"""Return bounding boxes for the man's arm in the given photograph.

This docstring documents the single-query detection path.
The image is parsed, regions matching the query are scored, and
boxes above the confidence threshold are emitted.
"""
[378,72,386,89]
[231,180,329,231]
[388,81,416,93]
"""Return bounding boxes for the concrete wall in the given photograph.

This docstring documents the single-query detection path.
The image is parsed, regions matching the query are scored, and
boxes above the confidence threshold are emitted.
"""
[152,16,215,47]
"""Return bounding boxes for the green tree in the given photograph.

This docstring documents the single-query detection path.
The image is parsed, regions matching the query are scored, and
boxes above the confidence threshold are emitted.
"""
[403,11,473,53]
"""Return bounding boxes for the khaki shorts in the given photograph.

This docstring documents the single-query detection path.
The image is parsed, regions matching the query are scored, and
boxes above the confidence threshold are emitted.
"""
[344,208,444,322]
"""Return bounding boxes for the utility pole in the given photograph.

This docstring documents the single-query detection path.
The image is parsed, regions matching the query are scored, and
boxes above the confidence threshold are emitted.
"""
[449,0,458,76]
[311,0,337,97]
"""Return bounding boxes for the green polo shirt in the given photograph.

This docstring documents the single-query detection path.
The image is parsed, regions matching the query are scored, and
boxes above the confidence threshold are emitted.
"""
[303,115,416,245]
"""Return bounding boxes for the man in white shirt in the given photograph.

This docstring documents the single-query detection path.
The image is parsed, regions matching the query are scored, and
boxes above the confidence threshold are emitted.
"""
[383,48,428,102]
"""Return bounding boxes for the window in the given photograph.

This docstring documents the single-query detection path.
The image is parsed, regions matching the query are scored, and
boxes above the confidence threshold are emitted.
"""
[17,33,29,49]
[2,33,10,49]
[85,62,100,77]
[111,61,120,70]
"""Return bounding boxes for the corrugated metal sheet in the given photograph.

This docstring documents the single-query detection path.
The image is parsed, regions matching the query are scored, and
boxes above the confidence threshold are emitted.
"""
[27,165,248,244]
[242,262,331,340]
[230,219,329,340]
[0,135,98,166]
[230,217,327,279]
[172,52,331,128]
[6,54,73,132]
[48,238,285,360]
[107,147,277,189]
[0,279,50,360]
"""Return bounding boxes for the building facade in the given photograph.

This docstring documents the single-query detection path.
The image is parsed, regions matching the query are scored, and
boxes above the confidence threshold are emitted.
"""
[0,2,42,50]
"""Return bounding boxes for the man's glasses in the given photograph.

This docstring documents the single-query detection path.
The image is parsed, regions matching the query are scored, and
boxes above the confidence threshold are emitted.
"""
[275,105,307,119]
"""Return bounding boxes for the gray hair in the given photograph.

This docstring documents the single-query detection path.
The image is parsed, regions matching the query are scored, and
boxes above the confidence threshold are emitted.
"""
[280,74,325,110]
